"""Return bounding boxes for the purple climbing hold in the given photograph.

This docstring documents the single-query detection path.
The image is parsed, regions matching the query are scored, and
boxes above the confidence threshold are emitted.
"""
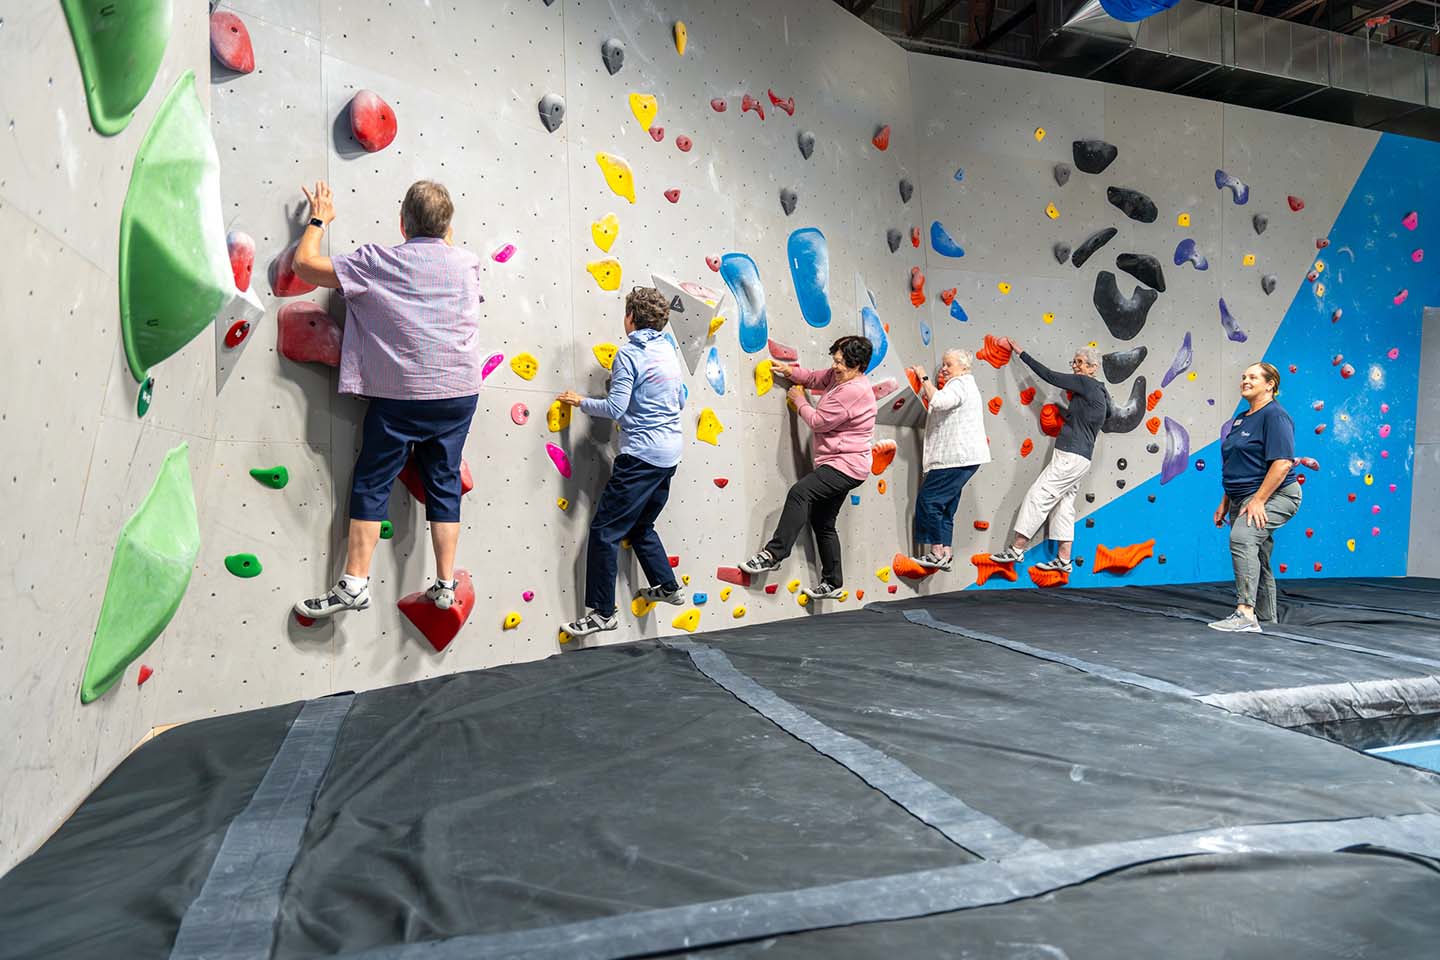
[1218,298,1247,343]
[1174,238,1209,271]
[1160,331,1192,388]
[1214,169,1249,205]
[1160,417,1190,485]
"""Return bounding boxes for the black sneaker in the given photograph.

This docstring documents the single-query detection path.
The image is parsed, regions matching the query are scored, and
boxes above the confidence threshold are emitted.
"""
[805,581,844,600]
[562,611,618,637]
[739,549,782,574]
[639,584,685,606]
[294,580,370,619]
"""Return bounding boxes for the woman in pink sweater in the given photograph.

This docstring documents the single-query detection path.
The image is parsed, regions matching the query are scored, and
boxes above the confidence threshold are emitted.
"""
[739,336,877,599]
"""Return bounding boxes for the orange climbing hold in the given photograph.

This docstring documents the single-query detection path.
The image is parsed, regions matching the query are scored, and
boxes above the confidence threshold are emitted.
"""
[1019,387,1036,406]
[872,124,891,151]
[1020,438,1034,458]
[398,570,475,652]
[877,479,888,495]
[987,396,1003,415]
[971,553,1019,586]
[973,520,990,530]
[716,566,752,587]
[940,288,957,306]
[277,302,342,366]
[1040,403,1065,438]
[871,440,897,475]
[910,227,921,248]
[1028,565,1070,588]
[976,335,1012,369]
[1146,389,1163,411]
[909,267,926,307]
[892,552,936,580]
[1093,539,1156,574]
[399,454,474,503]
[1145,416,1161,435]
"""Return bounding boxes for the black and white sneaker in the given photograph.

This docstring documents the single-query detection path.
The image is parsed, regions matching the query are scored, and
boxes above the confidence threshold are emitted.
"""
[294,580,370,619]
[1034,557,1072,573]
[988,546,1024,564]
[562,611,618,637]
[911,552,952,571]
[639,584,686,606]
[425,580,456,610]
[739,549,782,574]
[804,581,844,600]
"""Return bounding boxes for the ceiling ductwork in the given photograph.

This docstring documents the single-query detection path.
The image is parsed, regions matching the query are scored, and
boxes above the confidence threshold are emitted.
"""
[1036,0,1440,141]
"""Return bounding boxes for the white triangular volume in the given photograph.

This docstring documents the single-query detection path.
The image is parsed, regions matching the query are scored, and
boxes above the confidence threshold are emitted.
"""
[652,273,724,375]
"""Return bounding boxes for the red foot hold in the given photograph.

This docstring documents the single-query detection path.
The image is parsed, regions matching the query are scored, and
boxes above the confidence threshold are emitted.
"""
[350,89,398,153]
[1040,403,1066,438]
[676,135,692,152]
[767,339,799,361]
[1028,565,1069,589]
[1279,563,1288,573]
[1316,238,1330,249]
[1314,562,1323,572]
[137,664,154,686]
[765,583,779,594]
[668,555,681,568]
[227,230,254,291]
[710,98,727,112]
[974,520,990,530]
[277,302,342,366]
[398,570,475,652]
[705,255,720,272]
[741,94,766,120]
[1020,438,1034,457]
[664,189,681,203]
[910,227,920,248]
[272,242,317,298]
[210,12,256,74]
[1287,195,1305,212]
[767,89,795,115]
[398,453,474,503]
[1347,493,1356,502]
[294,611,317,627]
[716,566,751,587]
[648,125,665,142]
[713,477,729,488]
[224,320,251,348]
[872,124,891,151]
[939,287,957,306]
[1305,528,1314,537]
[1019,387,1036,406]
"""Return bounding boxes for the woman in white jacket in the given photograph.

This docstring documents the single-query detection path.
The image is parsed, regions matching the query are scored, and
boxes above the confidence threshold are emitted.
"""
[906,349,990,570]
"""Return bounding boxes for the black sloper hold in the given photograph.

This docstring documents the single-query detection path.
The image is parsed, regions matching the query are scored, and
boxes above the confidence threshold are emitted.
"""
[1102,376,1147,434]
[1107,186,1158,223]
[1116,252,1166,292]
[1073,139,1118,175]
[1094,271,1157,341]
[1102,346,1147,384]
[1071,227,1118,268]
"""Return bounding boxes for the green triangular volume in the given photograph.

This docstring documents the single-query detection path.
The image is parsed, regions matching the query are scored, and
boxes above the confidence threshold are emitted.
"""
[61,0,172,136]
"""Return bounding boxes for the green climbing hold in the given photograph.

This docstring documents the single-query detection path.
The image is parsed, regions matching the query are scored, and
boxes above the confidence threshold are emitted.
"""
[137,377,154,417]
[249,465,289,489]
[224,553,262,578]
[61,0,172,136]
[81,443,198,704]
[119,70,257,383]
[379,520,394,540]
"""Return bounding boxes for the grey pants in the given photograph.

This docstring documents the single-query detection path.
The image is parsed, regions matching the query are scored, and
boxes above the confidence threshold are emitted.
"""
[1227,482,1303,620]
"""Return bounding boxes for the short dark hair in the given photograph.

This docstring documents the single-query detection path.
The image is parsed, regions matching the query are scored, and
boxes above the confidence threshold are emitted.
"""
[1252,361,1282,398]
[625,286,671,330]
[401,180,453,239]
[829,335,873,372]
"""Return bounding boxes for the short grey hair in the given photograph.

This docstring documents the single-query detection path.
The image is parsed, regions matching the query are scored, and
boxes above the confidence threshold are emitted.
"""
[942,348,972,372]
[1075,345,1101,372]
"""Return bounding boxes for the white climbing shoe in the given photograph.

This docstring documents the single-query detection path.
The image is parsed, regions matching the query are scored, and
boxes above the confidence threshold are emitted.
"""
[294,580,370,619]
[563,611,618,637]
[425,579,456,610]
[911,552,952,571]
[804,581,844,600]
[988,546,1025,564]
[740,549,782,574]
[1034,557,1072,573]
[639,584,686,606]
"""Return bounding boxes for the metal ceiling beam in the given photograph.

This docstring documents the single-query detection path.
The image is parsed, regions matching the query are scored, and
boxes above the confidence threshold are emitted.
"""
[972,1,1038,49]
[911,0,967,36]
[1275,0,1326,20]
[1337,0,1415,34]
[848,0,880,17]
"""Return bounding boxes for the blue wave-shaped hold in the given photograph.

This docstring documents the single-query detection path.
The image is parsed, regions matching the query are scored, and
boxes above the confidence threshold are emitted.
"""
[705,345,726,395]
[930,220,966,258]
[1174,238,1209,271]
[720,253,768,353]
[1214,168,1250,205]
[861,304,888,374]
[949,299,969,323]
[787,227,831,328]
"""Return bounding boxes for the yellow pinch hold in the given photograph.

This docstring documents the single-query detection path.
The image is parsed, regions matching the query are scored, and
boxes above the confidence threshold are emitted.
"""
[509,351,539,380]
[591,212,620,252]
[797,594,809,607]
[595,152,636,204]
[720,586,732,601]
[593,342,619,369]
[1315,282,1326,297]
[1177,212,1191,227]
[876,566,892,583]
[754,359,774,397]
[559,630,573,644]
[787,579,801,594]
[1314,260,1325,274]
[673,20,687,56]
[1033,127,1046,142]
[1042,312,1055,324]
[503,612,522,629]
[732,605,747,619]
[1242,253,1256,267]
[708,315,726,335]
[557,497,569,511]
[997,281,1012,295]
[628,93,658,132]
[1347,538,1356,552]
[547,399,571,432]
[838,591,849,602]
[697,408,725,445]
[672,608,701,632]
[1045,202,1060,220]
[586,258,623,291]
[632,594,656,616]
[682,574,691,585]
[1186,371,1197,381]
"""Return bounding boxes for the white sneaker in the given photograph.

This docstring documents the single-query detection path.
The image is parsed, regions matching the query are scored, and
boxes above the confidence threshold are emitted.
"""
[804,580,844,600]
[912,552,952,571]
[639,584,685,606]
[739,549,782,574]
[1208,610,1261,633]
[426,579,456,610]
[988,546,1024,564]
[1034,557,1072,573]
[294,580,370,619]
[562,611,618,637]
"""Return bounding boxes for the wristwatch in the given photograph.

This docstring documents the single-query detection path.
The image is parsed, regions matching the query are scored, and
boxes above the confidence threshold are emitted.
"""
[921,376,929,382]
[308,217,325,229]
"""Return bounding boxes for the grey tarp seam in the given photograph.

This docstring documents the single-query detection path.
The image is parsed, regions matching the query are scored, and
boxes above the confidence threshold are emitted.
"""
[336,813,1440,960]
[1049,591,1440,671]
[902,608,1199,698]
[169,693,355,960]
[661,639,1044,860]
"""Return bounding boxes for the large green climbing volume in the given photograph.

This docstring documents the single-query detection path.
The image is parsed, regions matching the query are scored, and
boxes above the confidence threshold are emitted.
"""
[61,0,172,136]
[81,443,199,703]
[118,70,234,382]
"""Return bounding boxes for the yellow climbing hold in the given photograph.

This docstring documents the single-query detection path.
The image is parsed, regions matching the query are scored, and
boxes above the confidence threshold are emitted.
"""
[547,399,571,432]
[628,93,658,132]
[697,408,725,445]
[593,342,619,369]
[1314,282,1325,297]
[1033,127,1046,142]
[595,152,636,204]
[732,605,747,619]
[838,591,849,602]
[787,579,801,594]
[632,594,656,616]
[586,259,623,292]
[876,566,892,583]
[682,574,691,585]
[754,359,775,397]
[591,213,620,252]
[720,587,732,601]
[1187,371,1197,381]
[797,594,810,607]
[557,497,569,511]
[1364,473,1374,486]
[1088,341,1098,348]
[672,608,701,632]
[559,629,573,644]
[1242,254,1255,267]
[1045,202,1060,220]
[1042,312,1055,324]
[708,315,726,335]
[997,281,1012,295]
[1177,212,1191,227]
[673,20,687,56]
[1347,538,1356,552]
[1314,260,1325,274]
[503,612,522,629]
[510,352,539,380]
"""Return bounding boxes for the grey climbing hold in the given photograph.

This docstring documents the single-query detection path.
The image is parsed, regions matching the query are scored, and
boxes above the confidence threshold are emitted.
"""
[1053,242,1072,264]
[1252,213,1268,235]
[780,188,797,216]
[601,38,625,75]
[1107,186,1157,223]
[887,228,903,253]
[537,93,565,133]
[1085,493,1096,503]
[1094,271,1158,341]
[1147,443,1160,454]
[1117,458,1128,470]
[797,130,815,160]
[1261,273,1278,295]
[1116,252,1165,292]
[1101,376,1148,434]
[1054,163,1071,187]
[899,178,913,204]
[1073,139,1118,175]
[1071,227,1117,269]
[1102,346,1148,384]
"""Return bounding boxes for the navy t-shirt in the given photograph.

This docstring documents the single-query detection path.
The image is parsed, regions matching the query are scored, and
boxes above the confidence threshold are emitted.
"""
[1220,401,1299,498]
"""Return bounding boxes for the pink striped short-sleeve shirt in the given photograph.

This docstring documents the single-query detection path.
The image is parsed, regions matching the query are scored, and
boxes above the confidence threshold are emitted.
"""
[331,237,485,399]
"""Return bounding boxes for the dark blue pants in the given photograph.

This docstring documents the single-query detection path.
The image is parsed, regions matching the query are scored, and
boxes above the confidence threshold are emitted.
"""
[586,454,679,617]
[350,395,478,523]
[913,464,979,546]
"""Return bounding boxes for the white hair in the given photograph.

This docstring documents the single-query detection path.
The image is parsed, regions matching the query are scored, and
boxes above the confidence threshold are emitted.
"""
[943,348,972,372]
[1075,345,1101,372]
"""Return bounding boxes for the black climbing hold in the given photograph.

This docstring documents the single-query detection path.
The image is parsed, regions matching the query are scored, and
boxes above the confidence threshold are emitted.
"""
[1102,346,1147,384]
[1071,227,1117,269]
[1117,458,1128,470]
[780,188,797,216]
[1195,458,1206,471]
[1101,375,1147,434]
[1116,252,1165,292]
[797,130,815,160]
[1053,242,1072,264]
[1073,139,1118,175]
[1093,271,1157,341]
[899,178,913,204]
[886,228,902,253]
[1106,186,1157,223]
[1147,495,1156,503]
[1252,213,1268,235]
[1261,273,1278,295]
[537,93,565,133]
[1085,493,1096,503]
[1085,519,1095,528]
[1116,479,1126,490]
[1158,554,1167,564]
[601,38,625,75]
[1054,163,1071,187]
[1146,442,1159,454]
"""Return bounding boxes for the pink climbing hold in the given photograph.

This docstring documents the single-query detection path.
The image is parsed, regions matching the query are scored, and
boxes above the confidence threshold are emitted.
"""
[545,442,572,478]
[510,402,529,425]
[481,352,504,380]
[350,89,398,153]
[1381,450,1390,459]
[1379,424,1392,438]
[1287,195,1305,212]
[1373,527,1381,536]
[1331,354,1344,366]
[1412,249,1424,263]
[1402,211,1418,230]
[664,189,681,203]
[648,125,665,142]
[740,94,766,120]
[705,255,720,272]
[1331,309,1342,323]
[272,242,317,297]
[1381,402,1390,413]
[710,98,727,112]
[1394,289,1409,305]
[226,230,254,292]
[1314,424,1326,435]
[767,89,795,116]
[1340,363,1355,379]
[1390,483,1398,492]
[492,243,516,263]
[768,339,798,361]
[1373,505,1382,514]
[1316,238,1330,249]
[523,591,535,602]
[676,135,692,152]
[1312,401,1324,411]
[277,302,342,366]
[1388,347,1400,360]
[209,11,255,74]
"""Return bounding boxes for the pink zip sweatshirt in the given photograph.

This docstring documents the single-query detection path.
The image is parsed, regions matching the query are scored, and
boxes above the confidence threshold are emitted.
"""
[789,366,877,481]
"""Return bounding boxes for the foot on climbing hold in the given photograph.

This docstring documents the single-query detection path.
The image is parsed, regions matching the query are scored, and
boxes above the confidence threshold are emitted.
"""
[970,553,1019,586]
[349,89,397,152]
[249,466,289,489]
[892,553,937,580]
[398,570,475,652]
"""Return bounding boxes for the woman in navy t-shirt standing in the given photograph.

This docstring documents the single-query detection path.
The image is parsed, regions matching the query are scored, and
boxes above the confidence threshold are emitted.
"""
[1209,362,1302,633]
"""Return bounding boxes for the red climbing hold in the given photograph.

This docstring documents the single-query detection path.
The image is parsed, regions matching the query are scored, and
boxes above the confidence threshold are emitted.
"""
[137,664,153,686]
[1287,195,1304,212]
[210,12,256,74]
[277,302,342,366]
[664,189,681,203]
[1314,561,1323,572]
[676,135,692,152]
[872,124,891,151]
[705,255,720,272]
[713,477,729,488]
[668,555,680,568]
[887,584,898,594]
[1306,528,1315,537]
[975,334,1012,369]
[710,98,728,112]
[740,94,766,120]
[1020,438,1034,458]
[1019,387,1036,406]
[398,453,474,503]
[973,520,990,530]
[1040,403,1065,438]
[1316,238,1330,249]
[223,320,251,349]
[349,89,398,153]
[272,242,317,297]
[768,339,798,361]
[1146,389,1163,411]
[765,584,779,594]
[987,396,1003,415]
[1314,424,1326,435]
[1340,363,1355,379]
[1348,493,1357,502]
[227,230,254,292]
[398,570,475,652]
[648,125,665,142]
[1279,563,1288,573]
[767,89,795,116]
[910,227,920,248]
[939,288,957,306]
[717,566,752,587]
[909,267,926,307]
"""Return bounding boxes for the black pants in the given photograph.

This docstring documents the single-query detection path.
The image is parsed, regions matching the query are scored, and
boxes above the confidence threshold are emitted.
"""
[764,465,865,587]
[586,454,679,617]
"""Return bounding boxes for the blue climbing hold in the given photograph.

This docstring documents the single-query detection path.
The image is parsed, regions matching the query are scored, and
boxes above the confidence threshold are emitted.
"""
[787,228,831,329]
[705,345,727,395]
[1174,238,1209,271]
[850,494,861,505]
[949,300,969,323]
[954,168,964,181]
[861,301,888,375]
[930,220,966,258]
[1214,169,1250,205]
[720,253,768,354]
[693,592,708,605]
[920,321,932,346]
